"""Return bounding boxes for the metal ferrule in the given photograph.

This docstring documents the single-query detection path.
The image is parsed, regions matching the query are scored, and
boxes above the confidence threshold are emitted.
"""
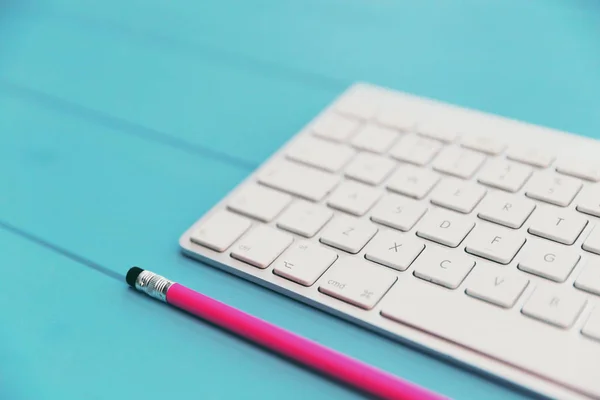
[135,270,174,302]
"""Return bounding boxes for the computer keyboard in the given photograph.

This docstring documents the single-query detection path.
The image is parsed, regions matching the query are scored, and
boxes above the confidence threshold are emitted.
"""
[179,83,600,399]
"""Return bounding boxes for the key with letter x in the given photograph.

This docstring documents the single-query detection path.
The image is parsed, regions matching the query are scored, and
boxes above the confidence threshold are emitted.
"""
[365,230,425,271]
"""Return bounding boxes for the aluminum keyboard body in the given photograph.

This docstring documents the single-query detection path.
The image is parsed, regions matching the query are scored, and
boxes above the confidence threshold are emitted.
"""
[180,83,600,399]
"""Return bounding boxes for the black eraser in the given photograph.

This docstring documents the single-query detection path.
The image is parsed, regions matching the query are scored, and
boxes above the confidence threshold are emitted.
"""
[126,267,144,287]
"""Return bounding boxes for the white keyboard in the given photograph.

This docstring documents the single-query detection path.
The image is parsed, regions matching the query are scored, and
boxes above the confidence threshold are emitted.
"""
[180,83,600,399]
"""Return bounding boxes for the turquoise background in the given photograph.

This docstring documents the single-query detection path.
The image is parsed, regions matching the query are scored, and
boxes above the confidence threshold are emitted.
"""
[1,1,599,399]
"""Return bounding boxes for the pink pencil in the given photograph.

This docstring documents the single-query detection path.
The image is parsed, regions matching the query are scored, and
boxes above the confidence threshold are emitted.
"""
[126,267,446,400]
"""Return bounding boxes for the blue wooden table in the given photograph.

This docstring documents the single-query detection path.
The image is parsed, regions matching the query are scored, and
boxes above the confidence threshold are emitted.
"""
[1,1,599,399]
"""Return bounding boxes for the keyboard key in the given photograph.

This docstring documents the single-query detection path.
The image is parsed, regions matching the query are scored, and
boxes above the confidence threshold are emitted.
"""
[556,161,600,182]
[258,161,340,201]
[465,225,525,264]
[521,286,587,329]
[525,173,582,207]
[364,230,425,271]
[416,209,475,248]
[319,258,397,309]
[381,278,600,398]
[334,87,381,120]
[576,185,600,218]
[574,259,600,296]
[389,134,442,166]
[276,201,333,238]
[582,309,600,341]
[477,192,536,229]
[320,215,378,254]
[370,194,428,232]
[231,226,293,269]
[583,226,600,255]
[461,135,506,155]
[327,181,381,216]
[416,121,458,143]
[190,210,252,252]
[386,164,439,199]
[432,147,485,179]
[311,112,361,142]
[375,104,419,131]
[344,152,395,185]
[228,185,292,222]
[507,147,555,168]
[518,240,580,282]
[273,241,338,286]
[465,264,529,308]
[477,160,533,192]
[412,248,475,289]
[528,208,588,245]
[430,179,486,214]
[350,124,399,153]
[286,136,355,172]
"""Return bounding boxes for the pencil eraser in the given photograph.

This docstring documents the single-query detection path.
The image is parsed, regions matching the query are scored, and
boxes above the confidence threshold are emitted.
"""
[126,267,144,287]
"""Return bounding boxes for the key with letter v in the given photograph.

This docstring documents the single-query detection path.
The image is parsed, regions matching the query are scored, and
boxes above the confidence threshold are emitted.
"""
[466,263,529,308]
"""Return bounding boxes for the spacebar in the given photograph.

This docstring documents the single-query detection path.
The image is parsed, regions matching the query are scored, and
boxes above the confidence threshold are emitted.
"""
[380,278,600,398]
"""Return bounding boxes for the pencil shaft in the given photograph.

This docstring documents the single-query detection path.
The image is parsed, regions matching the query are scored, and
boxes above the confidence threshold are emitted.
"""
[166,283,444,400]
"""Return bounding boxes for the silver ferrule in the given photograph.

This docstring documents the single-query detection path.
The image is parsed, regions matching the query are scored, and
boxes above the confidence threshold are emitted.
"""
[135,270,174,302]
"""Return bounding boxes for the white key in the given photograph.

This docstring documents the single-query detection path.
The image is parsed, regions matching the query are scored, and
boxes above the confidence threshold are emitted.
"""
[386,165,439,199]
[344,152,395,185]
[375,105,419,131]
[416,121,458,143]
[273,241,338,286]
[432,147,485,179]
[528,207,588,245]
[389,134,442,166]
[258,161,340,201]
[412,248,475,289]
[465,225,525,264]
[556,161,600,182]
[465,264,529,308]
[461,135,506,155]
[370,194,428,232]
[311,112,361,142]
[276,201,333,238]
[190,211,251,252]
[576,185,600,218]
[320,215,378,254]
[416,209,475,248]
[364,231,425,271]
[507,147,555,168]
[583,226,600,255]
[228,185,292,222]
[318,258,397,309]
[477,159,533,192]
[350,124,399,154]
[430,179,486,214]
[231,225,293,269]
[574,259,600,296]
[380,278,600,399]
[518,240,580,282]
[521,286,587,329]
[525,173,582,207]
[477,193,536,229]
[286,136,355,172]
[334,87,381,120]
[327,181,381,216]
[582,309,600,341]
